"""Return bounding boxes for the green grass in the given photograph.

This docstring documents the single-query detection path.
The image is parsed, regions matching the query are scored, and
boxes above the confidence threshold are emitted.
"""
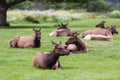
[0,18,120,80]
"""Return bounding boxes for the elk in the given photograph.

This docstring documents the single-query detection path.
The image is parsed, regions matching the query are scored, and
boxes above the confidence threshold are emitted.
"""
[49,29,74,37]
[65,33,88,53]
[32,41,70,69]
[9,28,41,48]
[82,25,118,37]
[82,25,118,41]
[49,23,72,37]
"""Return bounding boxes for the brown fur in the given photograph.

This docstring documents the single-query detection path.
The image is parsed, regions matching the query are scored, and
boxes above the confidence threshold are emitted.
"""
[57,23,68,29]
[96,21,105,28]
[82,28,113,38]
[32,41,70,69]
[65,44,77,52]
[9,36,20,47]
[9,28,41,48]
[65,33,88,53]
[49,29,73,37]
[82,26,118,41]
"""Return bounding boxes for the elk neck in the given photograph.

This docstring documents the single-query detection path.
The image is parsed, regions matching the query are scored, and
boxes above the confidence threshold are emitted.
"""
[45,50,60,68]
[34,35,40,47]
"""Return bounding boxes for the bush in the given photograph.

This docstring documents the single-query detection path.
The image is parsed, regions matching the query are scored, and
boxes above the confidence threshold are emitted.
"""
[24,16,39,23]
[38,3,80,10]
[10,1,33,10]
[87,0,110,12]
[109,10,120,18]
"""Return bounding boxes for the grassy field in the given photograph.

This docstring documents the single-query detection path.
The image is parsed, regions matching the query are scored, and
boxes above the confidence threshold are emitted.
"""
[0,18,120,80]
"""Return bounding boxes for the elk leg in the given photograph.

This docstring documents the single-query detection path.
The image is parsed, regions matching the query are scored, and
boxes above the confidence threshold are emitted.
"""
[52,60,61,69]
[24,43,34,48]
[9,36,19,48]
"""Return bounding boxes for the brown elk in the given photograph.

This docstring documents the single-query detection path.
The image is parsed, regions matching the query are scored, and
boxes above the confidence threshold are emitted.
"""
[82,26,118,37]
[96,21,106,28]
[32,41,70,69]
[82,25,118,41]
[9,28,41,48]
[65,33,88,53]
[49,29,74,37]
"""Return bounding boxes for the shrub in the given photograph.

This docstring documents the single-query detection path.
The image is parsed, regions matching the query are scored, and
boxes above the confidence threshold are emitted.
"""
[35,15,47,22]
[10,1,33,10]
[87,0,110,12]
[24,16,39,23]
[38,3,80,10]
[109,10,120,18]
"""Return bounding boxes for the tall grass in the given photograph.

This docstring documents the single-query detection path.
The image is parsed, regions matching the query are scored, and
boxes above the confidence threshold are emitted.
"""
[0,19,120,80]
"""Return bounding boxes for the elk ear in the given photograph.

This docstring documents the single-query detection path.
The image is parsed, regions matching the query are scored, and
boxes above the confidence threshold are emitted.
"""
[66,23,68,26]
[51,41,56,46]
[102,21,105,23]
[111,25,114,28]
[76,32,80,35]
[59,41,62,44]
[114,25,116,28]
[33,28,35,31]
[58,24,60,26]
[39,28,41,31]
[61,23,63,25]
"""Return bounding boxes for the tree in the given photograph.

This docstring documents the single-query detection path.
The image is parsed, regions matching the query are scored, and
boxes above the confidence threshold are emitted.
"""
[0,0,26,26]
[0,0,98,27]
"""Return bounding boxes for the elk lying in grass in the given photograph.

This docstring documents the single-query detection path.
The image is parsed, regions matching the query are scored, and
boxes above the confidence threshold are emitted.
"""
[9,28,41,48]
[96,21,106,28]
[32,41,70,69]
[49,29,74,37]
[49,23,73,37]
[82,26,118,41]
[65,33,88,53]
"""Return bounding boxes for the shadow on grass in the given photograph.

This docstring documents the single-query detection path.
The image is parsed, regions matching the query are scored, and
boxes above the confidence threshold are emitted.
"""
[0,23,59,29]
[62,66,79,70]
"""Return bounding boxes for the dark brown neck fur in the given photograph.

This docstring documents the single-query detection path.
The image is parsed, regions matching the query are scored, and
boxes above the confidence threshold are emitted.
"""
[34,36,40,48]
[74,41,84,51]
[45,50,60,69]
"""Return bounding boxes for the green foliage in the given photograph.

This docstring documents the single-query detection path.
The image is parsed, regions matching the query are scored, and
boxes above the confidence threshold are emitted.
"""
[87,0,110,12]
[10,1,34,10]
[6,0,120,12]
[39,2,80,10]
[109,10,120,18]
[24,16,39,23]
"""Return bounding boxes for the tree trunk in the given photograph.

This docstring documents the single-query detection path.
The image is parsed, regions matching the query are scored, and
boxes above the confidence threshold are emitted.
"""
[0,7,9,26]
[0,0,9,26]
[0,0,26,27]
